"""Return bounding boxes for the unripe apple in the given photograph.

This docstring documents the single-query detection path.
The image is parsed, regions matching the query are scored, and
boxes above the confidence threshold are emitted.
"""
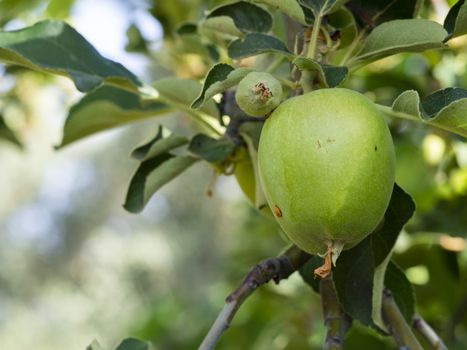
[234,147,256,204]
[235,72,282,117]
[258,88,395,258]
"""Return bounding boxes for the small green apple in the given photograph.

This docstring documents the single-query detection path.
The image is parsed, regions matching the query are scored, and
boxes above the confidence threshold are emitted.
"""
[258,88,395,263]
[235,72,282,117]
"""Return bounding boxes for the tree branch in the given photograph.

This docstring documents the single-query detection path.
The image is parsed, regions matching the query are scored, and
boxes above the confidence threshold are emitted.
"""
[320,274,352,350]
[382,288,423,350]
[412,314,448,350]
[198,245,310,350]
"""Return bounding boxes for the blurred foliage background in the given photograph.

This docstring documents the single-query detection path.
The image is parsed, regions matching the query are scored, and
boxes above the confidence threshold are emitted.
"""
[0,0,466,349]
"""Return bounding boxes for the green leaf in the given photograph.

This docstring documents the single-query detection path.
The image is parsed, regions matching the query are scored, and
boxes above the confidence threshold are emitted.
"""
[385,262,415,324]
[292,57,348,87]
[188,134,236,163]
[86,340,105,350]
[131,126,188,161]
[238,121,268,210]
[327,7,357,49]
[0,116,21,148]
[333,184,415,327]
[352,19,447,65]
[421,87,467,117]
[370,184,415,329]
[371,184,415,266]
[0,20,140,92]
[114,338,149,350]
[199,17,244,43]
[124,154,198,213]
[46,0,75,18]
[58,85,170,148]
[125,24,148,53]
[444,0,467,39]
[174,33,215,62]
[389,87,467,138]
[176,23,197,35]
[59,78,219,148]
[192,63,253,109]
[153,77,220,119]
[333,238,375,326]
[346,0,422,26]
[207,1,273,33]
[228,33,293,60]
[372,251,392,331]
[249,0,307,25]
[298,0,339,16]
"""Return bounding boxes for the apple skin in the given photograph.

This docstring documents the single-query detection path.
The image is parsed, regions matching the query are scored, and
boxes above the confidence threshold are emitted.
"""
[258,88,395,255]
[235,72,282,117]
[234,148,256,204]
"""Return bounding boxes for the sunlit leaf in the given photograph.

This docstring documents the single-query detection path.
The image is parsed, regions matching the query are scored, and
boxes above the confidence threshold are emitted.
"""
[59,78,219,148]
[58,85,170,148]
[0,20,140,92]
[352,19,447,65]
[389,88,467,138]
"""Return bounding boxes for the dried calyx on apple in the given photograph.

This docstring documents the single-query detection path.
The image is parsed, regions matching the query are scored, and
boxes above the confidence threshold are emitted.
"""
[258,88,396,278]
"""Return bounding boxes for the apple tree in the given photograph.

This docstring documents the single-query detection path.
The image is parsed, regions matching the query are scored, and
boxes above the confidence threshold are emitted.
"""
[1,0,467,349]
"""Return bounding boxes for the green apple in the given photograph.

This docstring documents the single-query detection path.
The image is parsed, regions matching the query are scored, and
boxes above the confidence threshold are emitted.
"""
[258,88,395,258]
[235,72,282,117]
[234,147,256,204]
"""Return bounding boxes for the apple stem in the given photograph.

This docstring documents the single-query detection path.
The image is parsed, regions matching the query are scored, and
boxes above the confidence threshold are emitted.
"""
[307,14,322,60]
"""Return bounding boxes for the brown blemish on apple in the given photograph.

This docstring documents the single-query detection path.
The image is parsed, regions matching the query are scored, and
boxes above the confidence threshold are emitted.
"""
[274,205,283,218]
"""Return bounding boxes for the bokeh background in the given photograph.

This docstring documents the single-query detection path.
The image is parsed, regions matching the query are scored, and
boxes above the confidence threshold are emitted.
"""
[0,1,466,349]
